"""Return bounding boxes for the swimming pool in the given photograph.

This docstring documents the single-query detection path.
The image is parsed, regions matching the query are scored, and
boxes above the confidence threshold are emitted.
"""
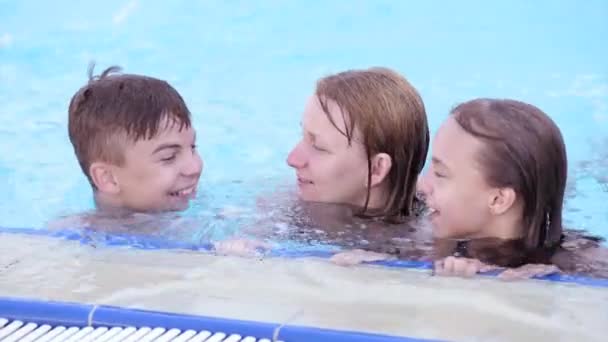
[1,0,607,340]
[1,0,606,237]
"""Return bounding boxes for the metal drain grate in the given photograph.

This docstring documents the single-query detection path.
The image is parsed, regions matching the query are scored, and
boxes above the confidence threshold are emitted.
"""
[0,296,437,342]
[0,318,278,342]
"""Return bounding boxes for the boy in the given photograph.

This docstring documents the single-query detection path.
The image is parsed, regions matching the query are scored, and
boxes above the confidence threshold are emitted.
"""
[68,65,203,214]
[53,65,267,256]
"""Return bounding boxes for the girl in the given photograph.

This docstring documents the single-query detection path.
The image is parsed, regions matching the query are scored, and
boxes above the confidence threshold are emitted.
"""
[421,98,606,278]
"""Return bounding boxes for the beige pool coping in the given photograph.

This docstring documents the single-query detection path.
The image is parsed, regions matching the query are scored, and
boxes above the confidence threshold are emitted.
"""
[1,233,607,341]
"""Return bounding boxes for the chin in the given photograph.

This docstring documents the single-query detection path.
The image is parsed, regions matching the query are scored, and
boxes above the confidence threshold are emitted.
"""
[168,202,191,212]
[297,190,315,201]
[431,226,451,239]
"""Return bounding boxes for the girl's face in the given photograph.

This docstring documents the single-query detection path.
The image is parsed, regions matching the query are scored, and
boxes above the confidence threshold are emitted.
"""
[419,117,496,239]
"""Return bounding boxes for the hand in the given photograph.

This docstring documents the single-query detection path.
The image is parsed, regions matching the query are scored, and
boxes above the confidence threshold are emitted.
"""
[330,249,392,267]
[497,263,560,280]
[212,238,272,258]
[433,256,503,278]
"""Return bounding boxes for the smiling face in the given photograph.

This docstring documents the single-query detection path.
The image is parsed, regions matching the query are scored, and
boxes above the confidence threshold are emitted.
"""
[109,117,203,212]
[286,96,370,206]
[419,117,495,239]
[420,99,568,252]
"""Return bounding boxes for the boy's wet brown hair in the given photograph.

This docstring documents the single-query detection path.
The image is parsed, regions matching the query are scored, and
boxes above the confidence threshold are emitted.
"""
[68,64,192,189]
[315,67,430,223]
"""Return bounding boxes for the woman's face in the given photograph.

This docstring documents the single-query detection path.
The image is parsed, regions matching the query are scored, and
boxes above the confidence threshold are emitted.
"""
[287,96,370,207]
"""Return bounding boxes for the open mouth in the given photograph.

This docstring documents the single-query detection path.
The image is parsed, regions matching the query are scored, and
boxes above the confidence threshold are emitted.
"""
[297,177,313,185]
[168,186,196,198]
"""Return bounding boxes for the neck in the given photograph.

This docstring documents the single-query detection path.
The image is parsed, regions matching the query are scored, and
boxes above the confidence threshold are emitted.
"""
[473,211,525,241]
[93,192,133,217]
[359,183,390,213]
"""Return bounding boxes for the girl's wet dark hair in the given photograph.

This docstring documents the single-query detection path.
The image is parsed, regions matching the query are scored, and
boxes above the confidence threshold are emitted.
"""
[450,99,568,262]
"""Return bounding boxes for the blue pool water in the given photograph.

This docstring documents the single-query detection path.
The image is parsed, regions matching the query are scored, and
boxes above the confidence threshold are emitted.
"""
[0,0,606,241]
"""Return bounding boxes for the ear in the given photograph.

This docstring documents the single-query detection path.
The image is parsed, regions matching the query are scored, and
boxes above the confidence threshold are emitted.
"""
[89,162,120,194]
[369,153,392,188]
[488,187,517,216]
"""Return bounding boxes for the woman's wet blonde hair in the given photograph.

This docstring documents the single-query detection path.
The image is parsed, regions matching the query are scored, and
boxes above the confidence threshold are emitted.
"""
[316,67,429,222]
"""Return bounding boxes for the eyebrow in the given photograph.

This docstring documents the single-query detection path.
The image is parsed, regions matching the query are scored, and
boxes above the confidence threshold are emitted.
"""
[301,121,330,148]
[300,125,317,142]
[152,143,182,154]
[432,156,449,169]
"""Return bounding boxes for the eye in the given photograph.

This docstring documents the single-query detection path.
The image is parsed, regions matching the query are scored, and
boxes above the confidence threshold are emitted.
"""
[312,144,327,152]
[191,144,197,150]
[161,154,177,162]
[433,170,446,178]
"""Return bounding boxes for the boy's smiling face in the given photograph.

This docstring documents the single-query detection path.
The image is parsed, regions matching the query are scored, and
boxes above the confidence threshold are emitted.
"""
[109,117,203,212]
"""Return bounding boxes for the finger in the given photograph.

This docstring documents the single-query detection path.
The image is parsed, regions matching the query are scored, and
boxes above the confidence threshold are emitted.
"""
[451,258,470,276]
[329,253,356,266]
[433,259,445,275]
[534,265,560,277]
[435,257,456,276]
[443,256,457,275]
[359,251,390,262]
[499,264,561,280]
[497,268,523,280]
[464,260,480,278]
[478,264,504,273]
[498,266,537,280]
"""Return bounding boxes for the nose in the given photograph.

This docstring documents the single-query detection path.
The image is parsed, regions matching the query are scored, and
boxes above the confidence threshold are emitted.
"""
[183,149,203,178]
[286,141,307,169]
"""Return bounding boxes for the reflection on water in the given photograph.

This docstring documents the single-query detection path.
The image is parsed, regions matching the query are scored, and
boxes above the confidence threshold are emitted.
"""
[46,181,608,279]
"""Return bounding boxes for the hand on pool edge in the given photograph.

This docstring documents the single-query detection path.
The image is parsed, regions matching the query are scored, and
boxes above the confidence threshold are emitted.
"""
[212,238,272,258]
[433,256,503,278]
[433,257,562,280]
[496,263,561,280]
[330,249,393,267]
